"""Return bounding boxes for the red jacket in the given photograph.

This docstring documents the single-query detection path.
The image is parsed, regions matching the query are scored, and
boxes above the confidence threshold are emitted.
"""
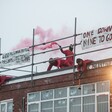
[77,60,93,72]
[61,49,74,66]
[0,75,12,86]
[47,58,71,71]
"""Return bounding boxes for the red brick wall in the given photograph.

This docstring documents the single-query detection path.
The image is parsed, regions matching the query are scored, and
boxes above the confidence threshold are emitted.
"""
[0,66,112,112]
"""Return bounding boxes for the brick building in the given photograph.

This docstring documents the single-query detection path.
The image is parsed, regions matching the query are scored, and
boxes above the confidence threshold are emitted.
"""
[0,58,112,112]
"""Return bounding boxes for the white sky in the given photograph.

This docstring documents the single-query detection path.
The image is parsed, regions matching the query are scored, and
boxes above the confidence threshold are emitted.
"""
[0,0,112,76]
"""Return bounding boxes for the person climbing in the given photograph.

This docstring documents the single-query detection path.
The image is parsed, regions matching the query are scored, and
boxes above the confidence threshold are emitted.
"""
[47,58,70,71]
[58,44,74,67]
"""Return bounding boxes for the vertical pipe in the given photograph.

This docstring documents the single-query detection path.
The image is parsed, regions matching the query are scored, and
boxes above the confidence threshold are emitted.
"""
[73,17,77,73]
[22,97,25,112]
[73,18,77,85]
[31,29,35,85]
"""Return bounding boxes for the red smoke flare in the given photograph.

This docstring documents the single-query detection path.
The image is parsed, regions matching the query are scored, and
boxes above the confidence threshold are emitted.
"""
[12,38,32,51]
[38,42,58,50]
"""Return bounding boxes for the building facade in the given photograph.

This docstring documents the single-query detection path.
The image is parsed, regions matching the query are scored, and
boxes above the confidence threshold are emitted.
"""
[0,58,112,112]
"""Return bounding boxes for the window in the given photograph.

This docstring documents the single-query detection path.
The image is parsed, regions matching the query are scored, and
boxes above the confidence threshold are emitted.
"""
[54,87,67,98]
[83,84,95,95]
[1,104,6,112]
[83,95,95,112]
[27,81,110,112]
[41,89,53,100]
[97,81,109,93]
[0,99,13,112]
[7,102,13,112]
[69,97,81,112]
[28,92,40,102]
[41,101,53,112]
[54,99,67,112]
[70,86,81,96]
[97,94,108,112]
[28,103,39,112]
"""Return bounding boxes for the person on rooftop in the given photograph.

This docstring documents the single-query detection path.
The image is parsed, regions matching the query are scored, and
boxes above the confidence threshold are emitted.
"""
[47,58,71,71]
[0,75,13,86]
[76,58,93,72]
[58,44,74,67]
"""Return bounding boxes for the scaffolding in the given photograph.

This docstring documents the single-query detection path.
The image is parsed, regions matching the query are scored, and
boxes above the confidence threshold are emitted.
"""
[0,18,112,85]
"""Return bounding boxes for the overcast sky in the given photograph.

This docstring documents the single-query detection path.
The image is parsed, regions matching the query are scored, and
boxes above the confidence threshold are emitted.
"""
[0,0,112,76]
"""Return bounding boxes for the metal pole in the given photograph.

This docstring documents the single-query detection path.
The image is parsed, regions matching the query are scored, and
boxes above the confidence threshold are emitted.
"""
[29,35,75,48]
[31,29,35,85]
[73,18,77,72]
[73,18,81,88]
[73,17,77,84]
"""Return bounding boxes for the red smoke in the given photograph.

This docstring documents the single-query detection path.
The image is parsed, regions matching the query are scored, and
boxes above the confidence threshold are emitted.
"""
[12,38,32,51]
[34,26,58,44]
[13,26,73,51]
[37,42,58,50]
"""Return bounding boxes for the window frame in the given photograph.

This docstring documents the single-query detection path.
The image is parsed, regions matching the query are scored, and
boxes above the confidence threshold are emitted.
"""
[0,99,13,112]
[27,81,110,112]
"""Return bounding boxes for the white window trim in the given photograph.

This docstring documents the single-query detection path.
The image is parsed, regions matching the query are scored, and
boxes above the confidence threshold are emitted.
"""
[0,99,13,112]
[27,81,110,112]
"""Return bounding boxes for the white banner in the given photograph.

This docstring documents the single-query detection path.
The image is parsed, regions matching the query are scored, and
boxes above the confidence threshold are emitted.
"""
[81,25,112,49]
[1,48,30,67]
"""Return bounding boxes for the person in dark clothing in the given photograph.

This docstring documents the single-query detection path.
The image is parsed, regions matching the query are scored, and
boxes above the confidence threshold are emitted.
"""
[47,58,71,71]
[76,58,93,72]
[58,44,74,66]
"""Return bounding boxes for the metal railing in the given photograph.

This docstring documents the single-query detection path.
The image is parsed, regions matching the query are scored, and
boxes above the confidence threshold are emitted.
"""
[0,18,112,85]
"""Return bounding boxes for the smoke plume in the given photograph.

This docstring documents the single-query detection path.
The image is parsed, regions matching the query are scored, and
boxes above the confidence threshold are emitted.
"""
[13,26,73,51]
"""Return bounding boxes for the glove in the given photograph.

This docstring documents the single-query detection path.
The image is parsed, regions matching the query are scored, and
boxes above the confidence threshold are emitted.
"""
[59,45,61,48]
